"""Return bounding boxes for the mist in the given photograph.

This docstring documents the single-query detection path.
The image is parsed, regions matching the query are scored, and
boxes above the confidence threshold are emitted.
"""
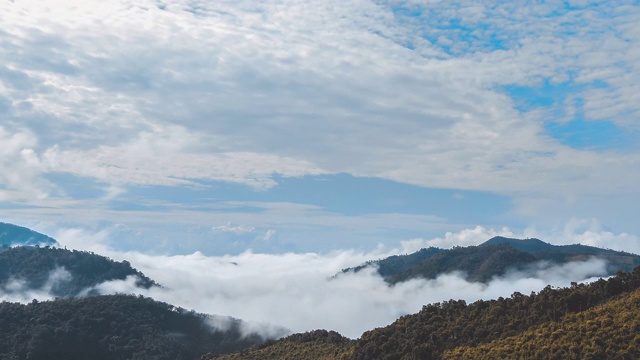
[0,225,621,339]
[80,251,607,339]
[0,266,71,303]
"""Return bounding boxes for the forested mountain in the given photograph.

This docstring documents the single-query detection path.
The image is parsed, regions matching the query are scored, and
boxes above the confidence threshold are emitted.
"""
[341,237,640,284]
[0,222,57,247]
[0,294,265,360]
[443,286,640,359]
[0,246,157,297]
[4,223,639,360]
[202,330,354,360]
[214,267,640,360]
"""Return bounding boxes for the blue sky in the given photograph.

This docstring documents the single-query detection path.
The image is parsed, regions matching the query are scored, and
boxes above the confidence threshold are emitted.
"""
[1,0,639,255]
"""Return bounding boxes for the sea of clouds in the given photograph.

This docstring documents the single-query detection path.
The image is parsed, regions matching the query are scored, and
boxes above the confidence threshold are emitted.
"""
[0,224,629,339]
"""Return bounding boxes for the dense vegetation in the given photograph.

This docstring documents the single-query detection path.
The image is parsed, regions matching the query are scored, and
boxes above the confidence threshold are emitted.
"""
[0,294,264,360]
[3,224,639,360]
[215,267,640,359]
[342,237,640,284]
[0,246,157,297]
[204,330,354,360]
[387,244,538,283]
[352,268,640,359]
[0,222,57,246]
[443,286,640,359]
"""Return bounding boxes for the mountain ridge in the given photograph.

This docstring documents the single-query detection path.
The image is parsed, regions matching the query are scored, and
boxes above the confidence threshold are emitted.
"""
[341,236,640,284]
[212,266,640,359]
[0,222,57,247]
[0,245,158,297]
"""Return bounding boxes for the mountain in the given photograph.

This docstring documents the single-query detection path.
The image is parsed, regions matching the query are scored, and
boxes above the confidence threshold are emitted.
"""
[341,247,443,280]
[0,246,157,297]
[352,267,640,359]
[341,237,640,284]
[443,285,640,359]
[480,236,554,252]
[215,267,640,359]
[0,294,266,360]
[0,222,57,247]
[202,330,354,360]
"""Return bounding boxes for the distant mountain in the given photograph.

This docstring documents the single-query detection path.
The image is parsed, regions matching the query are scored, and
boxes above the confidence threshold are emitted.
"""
[0,294,266,360]
[0,246,157,297]
[480,236,554,252]
[0,222,57,246]
[341,247,443,279]
[217,267,640,359]
[341,237,640,284]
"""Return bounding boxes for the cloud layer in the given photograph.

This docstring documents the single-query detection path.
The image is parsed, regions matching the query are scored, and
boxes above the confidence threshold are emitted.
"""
[0,243,610,339]
[1,0,639,199]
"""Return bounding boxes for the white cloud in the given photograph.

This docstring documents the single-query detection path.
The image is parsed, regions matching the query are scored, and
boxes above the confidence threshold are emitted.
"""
[0,127,51,200]
[211,223,255,234]
[31,224,623,338]
[66,251,610,339]
[261,229,277,241]
[0,0,638,201]
[42,126,326,190]
[0,266,71,303]
[400,225,515,251]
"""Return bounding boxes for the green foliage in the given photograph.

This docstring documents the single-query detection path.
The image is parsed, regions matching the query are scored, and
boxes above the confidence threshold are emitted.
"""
[201,268,640,360]
[352,268,640,359]
[0,294,263,360]
[343,237,640,285]
[388,244,537,283]
[0,246,157,297]
[205,330,354,360]
[342,247,443,279]
[444,285,640,359]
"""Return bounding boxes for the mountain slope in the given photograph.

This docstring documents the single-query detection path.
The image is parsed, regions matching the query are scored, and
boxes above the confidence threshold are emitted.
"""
[218,267,640,360]
[203,330,354,360]
[0,246,157,297]
[444,284,640,359]
[0,294,265,360]
[342,237,640,284]
[480,236,554,252]
[352,268,640,359]
[482,236,639,273]
[387,244,538,283]
[0,222,57,247]
[341,247,443,280]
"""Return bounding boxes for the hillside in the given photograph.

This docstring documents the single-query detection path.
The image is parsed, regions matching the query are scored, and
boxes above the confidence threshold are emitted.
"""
[0,222,57,247]
[0,294,265,360]
[444,283,640,359]
[341,247,443,280]
[482,236,639,272]
[203,330,354,360]
[342,237,640,284]
[352,267,640,359]
[214,267,640,359]
[0,246,157,297]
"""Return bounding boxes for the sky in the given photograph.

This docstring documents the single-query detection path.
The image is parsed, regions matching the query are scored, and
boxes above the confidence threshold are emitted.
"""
[2,0,640,340]
[0,0,639,256]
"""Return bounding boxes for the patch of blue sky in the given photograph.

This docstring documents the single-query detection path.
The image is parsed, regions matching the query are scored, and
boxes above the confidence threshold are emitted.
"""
[503,78,585,112]
[43,173,106,199]
[502,78,631,150]
[118,174,511,224]
[545,117,632,151]
[267,174,510,220]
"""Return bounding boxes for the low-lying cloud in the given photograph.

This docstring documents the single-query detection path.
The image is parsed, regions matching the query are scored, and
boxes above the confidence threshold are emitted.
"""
[0,266,71,303]
[30,246,608,339]
[0,225,627,340]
